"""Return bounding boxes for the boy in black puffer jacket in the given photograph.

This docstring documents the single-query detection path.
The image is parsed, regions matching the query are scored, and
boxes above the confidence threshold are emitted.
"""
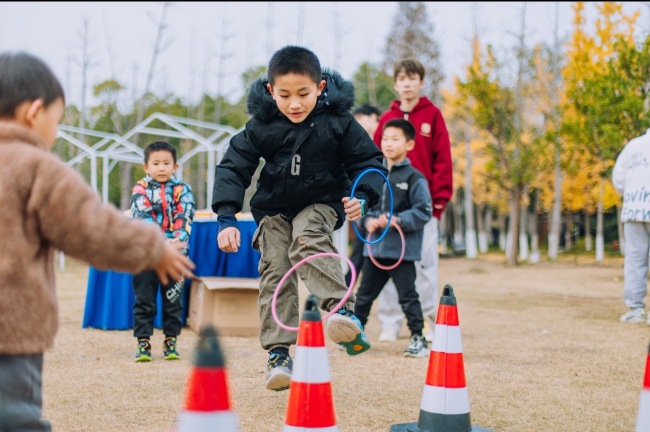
[211,45,387,391]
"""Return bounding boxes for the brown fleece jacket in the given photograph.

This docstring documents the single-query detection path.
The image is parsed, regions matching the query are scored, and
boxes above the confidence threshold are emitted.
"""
[0,122,167,355]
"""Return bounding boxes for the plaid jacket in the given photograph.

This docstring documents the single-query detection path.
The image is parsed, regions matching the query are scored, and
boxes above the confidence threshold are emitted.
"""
[131,175,196,254]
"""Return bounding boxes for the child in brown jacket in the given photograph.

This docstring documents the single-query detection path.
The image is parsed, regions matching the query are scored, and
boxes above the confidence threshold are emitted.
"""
[0,51,195,431]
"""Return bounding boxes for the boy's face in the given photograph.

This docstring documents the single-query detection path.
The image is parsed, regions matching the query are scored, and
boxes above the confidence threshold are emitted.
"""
[143,150,178,183]
[381,126,414,163]
[353,113,379,137]
[267,73,326,124]
[394,70,425,101]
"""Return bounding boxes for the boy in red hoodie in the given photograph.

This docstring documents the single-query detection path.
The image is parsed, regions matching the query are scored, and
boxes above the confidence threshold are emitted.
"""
[372,59,453,342]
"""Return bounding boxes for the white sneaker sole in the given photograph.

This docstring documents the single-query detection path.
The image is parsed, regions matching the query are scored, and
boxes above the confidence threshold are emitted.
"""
[403,350,429,358]
[326,314,360,344]
[621,318,646,323]
[266,369,291,391]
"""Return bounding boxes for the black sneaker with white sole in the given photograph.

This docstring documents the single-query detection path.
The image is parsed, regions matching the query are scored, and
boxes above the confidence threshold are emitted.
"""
[265,351,292,391]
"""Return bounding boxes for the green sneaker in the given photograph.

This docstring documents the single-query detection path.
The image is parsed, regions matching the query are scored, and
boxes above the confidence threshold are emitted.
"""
[135,338,152,362]
[326,308,371,356]
[163,336,180,360]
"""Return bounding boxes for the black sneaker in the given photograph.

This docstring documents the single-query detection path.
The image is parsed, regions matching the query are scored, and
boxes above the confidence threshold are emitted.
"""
[163,337,180,360]
[135,338,152,362]
[403,334,429,358]
[265,352,292,391]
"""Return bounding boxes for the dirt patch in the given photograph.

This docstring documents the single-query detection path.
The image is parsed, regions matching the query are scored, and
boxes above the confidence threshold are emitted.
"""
[43,253,648,432]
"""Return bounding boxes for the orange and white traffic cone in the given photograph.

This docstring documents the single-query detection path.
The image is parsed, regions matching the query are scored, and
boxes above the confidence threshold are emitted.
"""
[177,324,238,432]
[391,284,493,432]
[283,295,340,431]
[636,342,650,431]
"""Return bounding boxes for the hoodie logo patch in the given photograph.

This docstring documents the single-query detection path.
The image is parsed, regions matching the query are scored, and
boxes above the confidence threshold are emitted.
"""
[396,182,409,191]
[421,123,432,137]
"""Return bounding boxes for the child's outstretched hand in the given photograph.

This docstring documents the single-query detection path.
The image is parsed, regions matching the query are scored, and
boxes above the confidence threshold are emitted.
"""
[342,196,363,222]
[155,242,195,285]
[218,227,241,253]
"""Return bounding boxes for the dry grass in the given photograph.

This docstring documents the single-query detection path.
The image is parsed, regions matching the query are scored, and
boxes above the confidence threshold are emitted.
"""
[43,253,649,432]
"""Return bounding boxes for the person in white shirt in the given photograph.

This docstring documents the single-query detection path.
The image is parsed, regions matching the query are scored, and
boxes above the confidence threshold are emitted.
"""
[612,128,650,324]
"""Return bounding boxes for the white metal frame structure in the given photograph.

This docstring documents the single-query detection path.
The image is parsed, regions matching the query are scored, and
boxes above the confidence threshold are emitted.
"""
[56,112,240,206]
[54,113,351,274]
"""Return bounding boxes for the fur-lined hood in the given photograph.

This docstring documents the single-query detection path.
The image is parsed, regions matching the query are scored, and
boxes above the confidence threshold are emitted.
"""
[246,68,355,122]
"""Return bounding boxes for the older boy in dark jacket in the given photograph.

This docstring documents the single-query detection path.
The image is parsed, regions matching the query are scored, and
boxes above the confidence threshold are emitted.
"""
[211,45,387,391]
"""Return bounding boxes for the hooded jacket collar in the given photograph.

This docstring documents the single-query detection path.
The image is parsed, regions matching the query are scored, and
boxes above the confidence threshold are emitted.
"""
[246,68,355,122]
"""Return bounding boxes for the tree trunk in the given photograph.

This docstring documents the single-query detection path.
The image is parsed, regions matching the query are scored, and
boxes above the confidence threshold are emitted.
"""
[518,184,529,262]
[506,185,521,266]
[564,212,573,251]
[498,212,507,251]
[464,120,477,258]
[453,199,464,248]
[477,204,488,253]
[595,180,605,262]
[584,210,592,251]
[529,190,540,263]
[547,2,563,262]
[548,144,563,261]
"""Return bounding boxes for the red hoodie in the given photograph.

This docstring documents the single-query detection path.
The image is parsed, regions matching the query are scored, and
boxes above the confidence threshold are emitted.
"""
[373,96,453,219]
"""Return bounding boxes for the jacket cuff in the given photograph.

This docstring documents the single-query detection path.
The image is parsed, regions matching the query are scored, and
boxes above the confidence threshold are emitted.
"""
[353,191,369,203]
[217,214,238,232]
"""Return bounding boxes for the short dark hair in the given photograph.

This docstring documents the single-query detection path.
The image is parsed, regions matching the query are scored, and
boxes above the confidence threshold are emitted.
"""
[144,141,177,164]
[384,118,416,142]
[352,104,381,117]
[393,59,426,81]
[0,51,65,118]
[267,45,322,85]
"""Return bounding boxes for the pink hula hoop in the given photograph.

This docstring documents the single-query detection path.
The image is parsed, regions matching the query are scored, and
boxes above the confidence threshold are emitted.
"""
[271,252,357,332]
[366,222,405,270]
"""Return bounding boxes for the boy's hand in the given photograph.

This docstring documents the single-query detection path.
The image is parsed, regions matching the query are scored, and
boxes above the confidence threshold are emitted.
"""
[218,227,241,253]
[342,196,363,222]
[154,242,195,285]
[166,238,187,251]
[365,217,380,233]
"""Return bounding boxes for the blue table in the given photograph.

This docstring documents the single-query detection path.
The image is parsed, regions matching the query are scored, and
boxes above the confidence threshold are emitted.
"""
[82,217,260,330]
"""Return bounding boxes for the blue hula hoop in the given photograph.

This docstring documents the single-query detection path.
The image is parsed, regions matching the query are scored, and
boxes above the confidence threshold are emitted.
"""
[350,167,393,244]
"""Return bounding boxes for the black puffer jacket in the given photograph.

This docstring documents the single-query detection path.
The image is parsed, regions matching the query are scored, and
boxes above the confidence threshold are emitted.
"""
[211,69,387,230]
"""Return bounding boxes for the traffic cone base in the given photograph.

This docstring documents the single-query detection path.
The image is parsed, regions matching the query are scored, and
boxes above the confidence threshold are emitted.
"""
[389,422,494,432]
[284,426,340,432]
[177,412,237,432]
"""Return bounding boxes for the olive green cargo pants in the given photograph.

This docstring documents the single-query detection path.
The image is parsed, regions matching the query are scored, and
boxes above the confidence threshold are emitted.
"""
[252,204,354,351]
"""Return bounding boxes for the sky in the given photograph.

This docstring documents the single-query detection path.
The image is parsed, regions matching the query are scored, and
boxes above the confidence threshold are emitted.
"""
[1,2,649,108]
